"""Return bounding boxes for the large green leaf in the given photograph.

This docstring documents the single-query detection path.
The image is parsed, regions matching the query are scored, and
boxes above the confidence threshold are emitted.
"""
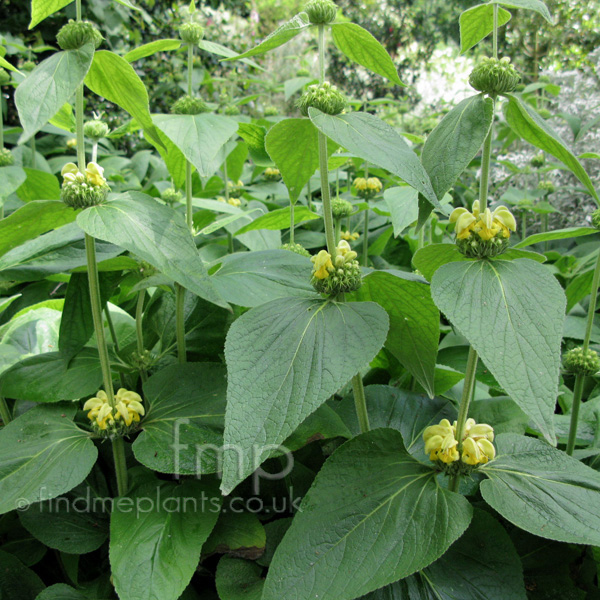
[29,0,73,27]
[481,434,600,545]
[76,192,228,309]
[216,557,264,600]
[0,347,102,402]
[132,363,227,475]
[261,428,473,600]
[491,0,553,23]
[334,384,455,456]
[0,405,97,515]
[0,550,44,600]
[85,51,162,147]
[19,481,109,554]
[124,39,181,62]
[198,40,263,70]
[16,45,94,143]
[331,23,404,86]
[384,186,419,236]
[212,250,316,307]
[238,123,272,166]
[513,226,596,248]
[203,511,266,558]
[36,585,87,600]
[110,479,221,600]
[225,13,311,60]
[147,126,187,188]
[361,509,526,600]
[265,119,322,203]
[16,168,61,201]
[505,95,598,202]
[309,109,439,208]
[221,297,389,493]
[459,4,512,53]
[153,113,238,177]
[351,271,439,397]
[421,94,494,200]
[235,206,319,234]
[0,201,76,257]
[0,166,27,198]
[431,259,565,443]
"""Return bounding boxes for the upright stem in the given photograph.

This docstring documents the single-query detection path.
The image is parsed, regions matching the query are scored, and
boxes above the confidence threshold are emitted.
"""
[566,374,585,456]
[223,160,234,253]
[479,103,495,213]
[135,289,147,382]
[566,250,600,455]
[449,346,479,492]
[352,373,370,433]
[76,86,85,169]
[85,234,115,407]
[30,136,36,170]
[187,43,193,96]
[318,131,336,258]
[176,285,187,364]
[0,396,11,425]
[521,211,527,240]
[290,202,295,244]
[105,307,127,388]
[318,25,326,84]
[334,218,341,244]
[493,4,499,59]
[111,436,128,497]
[91,140,98,163]
[185,161,193,230]
[362,210,369,266]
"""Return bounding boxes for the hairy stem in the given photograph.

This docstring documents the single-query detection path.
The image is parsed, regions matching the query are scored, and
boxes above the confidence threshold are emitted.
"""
[318,25,326,84]
[566,374,585,456]
[112,436,128,496]
[448,346,479,493]
[136,289,147,382]
[290,201,295,244]
[362,210,369,266]
[479,105,494,213]
[583,250,600,354]
[493,4,499,59]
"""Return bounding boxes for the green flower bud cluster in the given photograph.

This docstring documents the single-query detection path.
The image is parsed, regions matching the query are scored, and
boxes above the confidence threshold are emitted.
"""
[170,95,209,115]
[469,57,520,96]
[591,208,600,230]
[129,349,157,371]
[298,82,347,117]
[281,242,311,257]
[264,167,281,181]
[0,148,14,167]
[456,235,509,259]
[83,119,110,141]
[304,0,338,25]
[56,20,103,50]
[530,153,545,168]
[353,177,383,199]
[0,69,10,86]
[161,187,182,205]
[264,105,279,117]
[311,241,362,296]
[21,61,36,72]
[224,104,241,116]
[563,347,600,376]
[296,68,311,77]
[227,180,245,199]
[179,22,204,44]
[331,197,354,219]
[537,180,555,194]
[60,162,109,209]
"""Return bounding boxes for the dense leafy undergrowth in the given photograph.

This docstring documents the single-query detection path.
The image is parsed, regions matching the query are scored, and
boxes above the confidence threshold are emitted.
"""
[1,0,600,599]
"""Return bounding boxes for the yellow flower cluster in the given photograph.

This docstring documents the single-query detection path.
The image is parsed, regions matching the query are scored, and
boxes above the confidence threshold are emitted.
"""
[341,230,360,242]
[423,418,495,466]
[264,167,281,180]
[61,161,107,187]
[84,388,145,434]
[217,196,241,207]
[311,240,358,280]
[353,177,383,198]
[450,200,516,241]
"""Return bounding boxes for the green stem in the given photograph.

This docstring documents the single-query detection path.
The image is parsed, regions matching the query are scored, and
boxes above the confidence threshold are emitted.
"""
[187,43,193,97]
[318,131,336,257]
[318,25,326,84]
[91,140,98,163]
[112,436,128,496]
[0,396,11,425]
[566,374,585,455]
[76,0,82,20]
[351,373,370,433]
[334,218,341,245]
[448,346,479,493]
[478,104,495,213]
[290,201,295,244]
[493,4,499,59]
[418,224,425,251]
[306,182,312,212]
[0,86,4,149]
[582,250,600,354]
[185,160,193,230]
[135,289,147,382]
[85,235,114,406]
[76,86,85,170]
[362,209,369,267]
[175,284,187,363]
[105,307,127,388]
[521,211,527,240]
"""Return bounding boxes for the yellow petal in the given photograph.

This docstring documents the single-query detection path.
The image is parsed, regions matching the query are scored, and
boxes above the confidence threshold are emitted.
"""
[455,212,476,238]
[493,207,517,232]
[472,200,480,217]
[478,438,496,461]
[61,162,79,177]
[449,207,469,224]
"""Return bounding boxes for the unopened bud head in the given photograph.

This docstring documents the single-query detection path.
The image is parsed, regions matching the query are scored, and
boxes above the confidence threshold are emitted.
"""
[57,20,103,50]
[298,82,347,117]
[179,22,204,44]
[170,95,209,115]
[83,119,110,141]
[469,56,520,96]
[304,0,338,24]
